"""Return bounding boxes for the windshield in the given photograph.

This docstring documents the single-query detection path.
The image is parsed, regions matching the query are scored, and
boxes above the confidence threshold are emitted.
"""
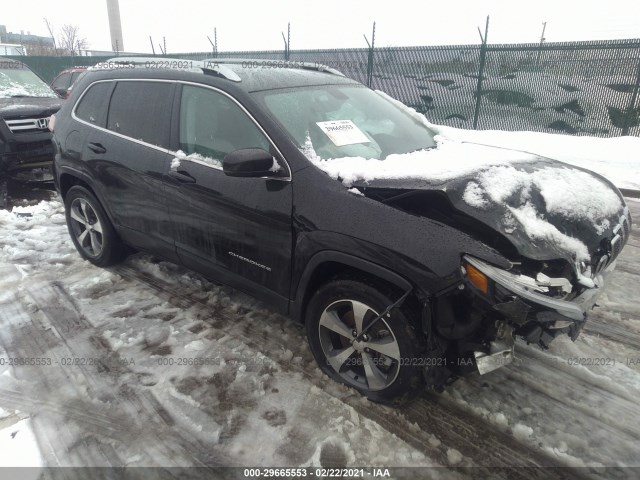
[255,85,436,160]
[0,65,57,98]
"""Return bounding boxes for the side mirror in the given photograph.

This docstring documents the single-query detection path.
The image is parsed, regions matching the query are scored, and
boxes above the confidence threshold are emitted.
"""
[223,148,279,178]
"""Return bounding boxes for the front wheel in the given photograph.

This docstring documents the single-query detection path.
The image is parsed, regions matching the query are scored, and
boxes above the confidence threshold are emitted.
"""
[305,278,425,404]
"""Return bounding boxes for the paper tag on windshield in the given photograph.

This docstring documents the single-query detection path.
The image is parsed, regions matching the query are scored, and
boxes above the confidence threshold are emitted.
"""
[316,120,370,147]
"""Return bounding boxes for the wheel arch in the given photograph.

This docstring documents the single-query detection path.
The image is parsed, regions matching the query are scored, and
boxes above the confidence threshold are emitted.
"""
[58,170,118,228]
[291,251,415,323]
[59,170,95,200]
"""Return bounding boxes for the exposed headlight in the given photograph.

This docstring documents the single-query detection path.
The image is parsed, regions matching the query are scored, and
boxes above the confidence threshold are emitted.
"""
[463,255,586,321]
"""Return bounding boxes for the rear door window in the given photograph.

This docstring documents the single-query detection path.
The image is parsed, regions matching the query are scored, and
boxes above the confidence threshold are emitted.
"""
[107,81,173,149]
[75,81,113,127]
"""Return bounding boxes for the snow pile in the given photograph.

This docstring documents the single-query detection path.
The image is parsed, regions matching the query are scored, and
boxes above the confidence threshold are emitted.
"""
[435,124,640,191]
[376,89,640,190]
[0,418,43,469]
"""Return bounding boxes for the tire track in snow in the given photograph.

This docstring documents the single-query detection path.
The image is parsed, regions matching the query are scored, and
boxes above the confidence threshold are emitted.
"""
[112,264,584,476]
[0,273,231,469]
[583,315,640,351]
[509,349,640,440]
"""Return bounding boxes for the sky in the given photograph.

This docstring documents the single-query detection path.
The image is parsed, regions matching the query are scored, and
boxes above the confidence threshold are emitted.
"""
[2,0,640,54]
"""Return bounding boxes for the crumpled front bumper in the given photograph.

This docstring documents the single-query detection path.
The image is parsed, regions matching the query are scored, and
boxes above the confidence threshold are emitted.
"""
[462,255,617,373]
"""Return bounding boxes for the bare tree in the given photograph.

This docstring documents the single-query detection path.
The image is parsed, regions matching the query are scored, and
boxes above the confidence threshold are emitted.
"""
[42,19,89,56]
[43,18,58,55]
[58,24,89,55]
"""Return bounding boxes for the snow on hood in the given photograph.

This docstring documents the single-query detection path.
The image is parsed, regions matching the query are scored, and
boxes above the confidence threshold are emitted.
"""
[304,91,626,267]
[306,134,540,187]
[461,163,623,262]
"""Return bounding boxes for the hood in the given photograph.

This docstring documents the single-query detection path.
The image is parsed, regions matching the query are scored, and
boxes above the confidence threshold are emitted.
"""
[0,97,63,118]
[350,143,628,268]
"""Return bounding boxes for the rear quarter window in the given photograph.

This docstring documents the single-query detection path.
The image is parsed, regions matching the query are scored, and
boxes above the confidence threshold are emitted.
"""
[75,81,113,127]
[107,81,173,149]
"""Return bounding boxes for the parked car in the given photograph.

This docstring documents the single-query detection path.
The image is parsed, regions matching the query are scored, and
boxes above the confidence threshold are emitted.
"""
[51,58,632,404]
[50,67,87,99]
[1,58,61,206]
[0,43,27,56]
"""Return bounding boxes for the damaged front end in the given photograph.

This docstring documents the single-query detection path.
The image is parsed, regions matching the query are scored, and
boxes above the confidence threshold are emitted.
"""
[423,205,632,387]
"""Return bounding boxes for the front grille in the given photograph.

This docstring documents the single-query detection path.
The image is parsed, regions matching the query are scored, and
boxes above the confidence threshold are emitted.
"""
[16,140,51,153]
[592,206,631,276]
[4,117,51,134]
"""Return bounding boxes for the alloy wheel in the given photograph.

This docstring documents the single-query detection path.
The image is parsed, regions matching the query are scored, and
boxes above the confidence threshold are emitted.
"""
[69,197,104,257]
[318,299,401,392]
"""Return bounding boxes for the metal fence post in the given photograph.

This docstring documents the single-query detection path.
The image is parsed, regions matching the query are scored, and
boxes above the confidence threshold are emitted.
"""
[473,16,490,130]
[282,23,290,61]
[622,57,640,136]
[364,22,376,88]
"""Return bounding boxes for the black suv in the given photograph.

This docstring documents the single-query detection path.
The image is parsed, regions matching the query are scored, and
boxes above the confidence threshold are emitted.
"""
[52,58,631,403]
[0,58,61,198]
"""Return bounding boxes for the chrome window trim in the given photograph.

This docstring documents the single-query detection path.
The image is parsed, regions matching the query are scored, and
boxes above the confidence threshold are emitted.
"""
[71,78,292,181]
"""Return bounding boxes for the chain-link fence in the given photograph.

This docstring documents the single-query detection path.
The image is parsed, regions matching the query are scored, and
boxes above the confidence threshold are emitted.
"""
[6,38,640,137]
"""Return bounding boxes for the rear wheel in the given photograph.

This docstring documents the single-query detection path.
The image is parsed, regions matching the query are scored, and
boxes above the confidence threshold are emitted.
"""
[305,277,425,404]
[64,186,126,267]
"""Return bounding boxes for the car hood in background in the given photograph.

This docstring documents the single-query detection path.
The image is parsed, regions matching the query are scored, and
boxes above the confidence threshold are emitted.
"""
[0,97,62,118]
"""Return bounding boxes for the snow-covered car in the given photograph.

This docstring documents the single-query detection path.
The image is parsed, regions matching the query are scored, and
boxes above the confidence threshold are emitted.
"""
[51,58,632,404]
[0,58,61,195]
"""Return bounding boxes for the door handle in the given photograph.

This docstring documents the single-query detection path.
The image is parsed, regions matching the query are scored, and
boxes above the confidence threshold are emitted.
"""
[168,169,196,184]
[88,142,106,154]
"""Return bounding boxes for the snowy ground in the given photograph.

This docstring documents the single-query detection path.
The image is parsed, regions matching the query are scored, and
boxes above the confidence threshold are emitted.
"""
[0,189,638,478]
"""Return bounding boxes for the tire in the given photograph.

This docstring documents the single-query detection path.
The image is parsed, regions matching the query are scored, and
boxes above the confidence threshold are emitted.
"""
[64,185,126,267]
[305,277,425,405]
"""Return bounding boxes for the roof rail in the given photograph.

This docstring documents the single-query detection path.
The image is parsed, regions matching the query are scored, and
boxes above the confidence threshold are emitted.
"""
[98,57,241,82]
[205,58,345,77]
